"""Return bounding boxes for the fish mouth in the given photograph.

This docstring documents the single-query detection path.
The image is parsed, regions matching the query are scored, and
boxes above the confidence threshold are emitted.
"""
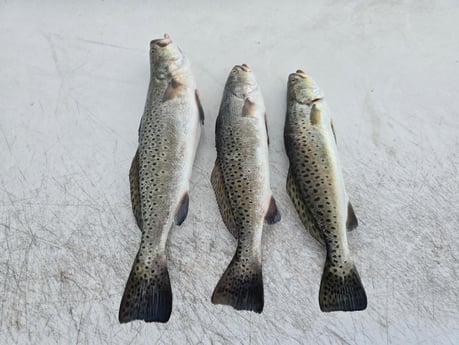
[294,69,308,78]
[151,33,172,47]
[288,70,324,104]
[240,63,251,72]
[227,64,257,98]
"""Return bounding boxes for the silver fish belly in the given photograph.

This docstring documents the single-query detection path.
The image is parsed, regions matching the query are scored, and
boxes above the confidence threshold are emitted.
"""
[210,64,280,313]
[119,34,204,323]
[284,70,366,312]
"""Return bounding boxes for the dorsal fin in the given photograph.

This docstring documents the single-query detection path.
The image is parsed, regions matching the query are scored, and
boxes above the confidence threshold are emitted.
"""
[286,168,325,245]
[211,159,238,238]
[129,149,142,231]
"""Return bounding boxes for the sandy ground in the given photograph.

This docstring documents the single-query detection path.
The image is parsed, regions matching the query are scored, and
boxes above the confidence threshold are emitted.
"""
[1,1,458,344]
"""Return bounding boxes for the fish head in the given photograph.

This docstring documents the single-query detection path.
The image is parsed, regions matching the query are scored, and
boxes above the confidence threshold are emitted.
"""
[225,64,258,99]
[149,34,188,80]
[288,70,324,105]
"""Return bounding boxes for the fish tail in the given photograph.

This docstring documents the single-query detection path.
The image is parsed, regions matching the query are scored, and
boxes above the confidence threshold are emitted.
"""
[319,257,367,312]
[211,250,264,313]
[119,252,172,323]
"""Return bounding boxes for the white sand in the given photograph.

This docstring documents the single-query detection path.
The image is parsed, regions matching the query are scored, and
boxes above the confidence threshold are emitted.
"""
[1,1,458,344]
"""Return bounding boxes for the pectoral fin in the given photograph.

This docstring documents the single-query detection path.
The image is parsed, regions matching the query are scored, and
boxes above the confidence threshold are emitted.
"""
[211,159,238,238]
[163,78,185,101]
[174,192,189,226]
[129,149,142,231]
[242,97,256,116]
[310,104,322,125]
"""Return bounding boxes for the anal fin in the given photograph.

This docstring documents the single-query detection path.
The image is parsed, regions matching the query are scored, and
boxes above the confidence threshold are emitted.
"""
[129,149,142,231]
[346,201,358,231]
[286,168,325,245]
[174,192,189,226]
[264,196,281,224]
[211,159,238,238]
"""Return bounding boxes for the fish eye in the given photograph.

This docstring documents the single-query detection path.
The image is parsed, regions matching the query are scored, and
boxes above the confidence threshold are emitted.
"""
[231,68,239,75]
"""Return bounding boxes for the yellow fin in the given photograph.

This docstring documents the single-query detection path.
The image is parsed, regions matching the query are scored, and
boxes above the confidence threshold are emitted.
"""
[163,78,185,101]
[310,104,322,125]
[242,97,256,116]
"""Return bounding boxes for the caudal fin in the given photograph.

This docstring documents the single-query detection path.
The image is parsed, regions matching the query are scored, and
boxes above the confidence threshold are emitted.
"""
[119,253,172,323]
[211,252,264,313]
[319,258,367,312]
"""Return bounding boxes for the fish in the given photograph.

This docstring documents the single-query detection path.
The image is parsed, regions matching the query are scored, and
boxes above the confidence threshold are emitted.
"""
[119,34,204,323]
[284,70,367,312]
[210,64,281,313]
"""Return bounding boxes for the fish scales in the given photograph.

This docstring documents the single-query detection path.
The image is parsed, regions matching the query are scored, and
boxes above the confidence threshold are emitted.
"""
[211,64,280,313]
[119,34,203,323]
[284,70,366,312]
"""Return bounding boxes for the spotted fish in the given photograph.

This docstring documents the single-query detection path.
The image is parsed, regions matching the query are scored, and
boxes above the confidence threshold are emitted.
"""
[284,70,366,312]
[119,34,204,323]
[211,64,281,313]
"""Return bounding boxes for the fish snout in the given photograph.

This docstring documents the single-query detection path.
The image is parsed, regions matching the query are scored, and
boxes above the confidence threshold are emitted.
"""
[151,33,172,47]
[240,64,251,72]
[295,69,308,78]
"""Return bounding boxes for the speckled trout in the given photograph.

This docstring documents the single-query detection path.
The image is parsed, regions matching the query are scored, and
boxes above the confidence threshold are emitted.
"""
[119,34,204,323]
[211,64,280,313]
[284,70,366,312]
